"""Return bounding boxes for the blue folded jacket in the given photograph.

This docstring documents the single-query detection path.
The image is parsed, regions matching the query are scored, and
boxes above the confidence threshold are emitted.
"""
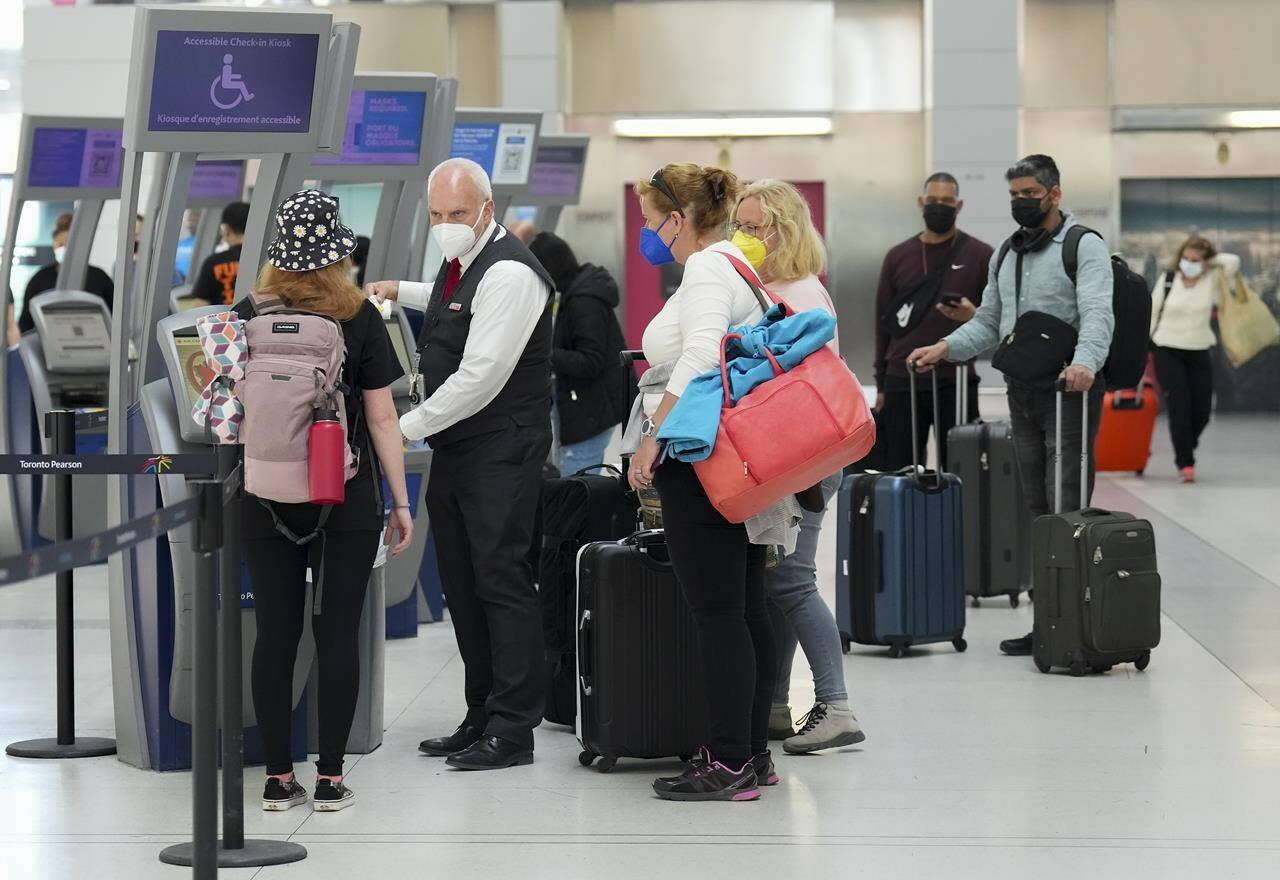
[657,305,837,462]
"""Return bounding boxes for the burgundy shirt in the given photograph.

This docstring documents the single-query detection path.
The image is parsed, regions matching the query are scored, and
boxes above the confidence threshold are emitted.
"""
[874,231,993,389]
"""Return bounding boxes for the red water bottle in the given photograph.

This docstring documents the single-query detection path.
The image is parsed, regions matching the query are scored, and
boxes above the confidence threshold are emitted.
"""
[308,407,346,505]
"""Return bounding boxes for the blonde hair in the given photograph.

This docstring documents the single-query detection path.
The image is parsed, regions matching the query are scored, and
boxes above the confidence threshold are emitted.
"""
[634,163,740,236]
[256,258,365,321]
[733,179,826,283]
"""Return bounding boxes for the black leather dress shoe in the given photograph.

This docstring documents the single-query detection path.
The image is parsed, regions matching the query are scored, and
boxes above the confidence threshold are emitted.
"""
[1000,632,1034,656]
[419,722,484,757]
[445,735,534,771]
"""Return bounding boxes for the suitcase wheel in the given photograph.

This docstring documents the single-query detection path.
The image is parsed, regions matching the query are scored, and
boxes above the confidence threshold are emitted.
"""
[1091,663,1114,674]
[1069,660,1088,677]
[1135,469,1145,477]
[887,642,908,659]
[1008,592,1020,609]
[596,757,617,773]
[840,636,851,655]
[952,637,967,653]
[971,596,981,609]
[1135,651,1151,672]
[578,750,597,768]
[1034,659,1051,674]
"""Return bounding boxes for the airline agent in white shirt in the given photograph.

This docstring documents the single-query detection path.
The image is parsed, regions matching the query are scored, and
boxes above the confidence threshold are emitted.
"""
[366,158,554,771]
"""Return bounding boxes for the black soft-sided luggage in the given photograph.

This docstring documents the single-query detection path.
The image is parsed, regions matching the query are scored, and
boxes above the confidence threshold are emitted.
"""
[576,530,709,772]
[946,369,1032,607]
[538,465,638,725]
[1032,386,1161,675]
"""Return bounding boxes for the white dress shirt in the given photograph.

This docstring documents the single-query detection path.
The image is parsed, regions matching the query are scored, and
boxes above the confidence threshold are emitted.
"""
[397,221,549,441]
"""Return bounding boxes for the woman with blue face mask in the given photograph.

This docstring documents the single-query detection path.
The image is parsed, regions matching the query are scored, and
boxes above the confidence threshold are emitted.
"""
[629,163,777,802]
[1149,235,1238,483]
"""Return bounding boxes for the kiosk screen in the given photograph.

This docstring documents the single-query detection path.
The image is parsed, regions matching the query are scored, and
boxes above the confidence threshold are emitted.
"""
[40,308,111,372]
[28,127,125,189]
[172,332,215,412]
[530,144,587,199]
[385,318,413,378]
[315,90,427,167]
[188,161,245,201]
[147,31,319,134]
[451,122,537,186]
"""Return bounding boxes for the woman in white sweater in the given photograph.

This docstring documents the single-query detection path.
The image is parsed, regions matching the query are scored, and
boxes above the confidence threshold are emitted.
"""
[730,180,864,755]
[1149,235,1238,482]
[630,163,775,802]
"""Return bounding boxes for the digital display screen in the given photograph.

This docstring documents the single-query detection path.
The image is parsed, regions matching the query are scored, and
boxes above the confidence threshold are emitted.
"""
[314,90,427,167]
[187,160,244,202]
[173,333,215,411]
[27,127,125,190]
[40,309,111,372]
[530,144,587,199]
[385,318,412,378]
[147,30,319,134]
[451,121,537,186]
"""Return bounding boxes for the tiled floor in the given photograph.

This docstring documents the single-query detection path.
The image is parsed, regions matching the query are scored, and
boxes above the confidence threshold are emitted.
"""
[2,414,1279,879]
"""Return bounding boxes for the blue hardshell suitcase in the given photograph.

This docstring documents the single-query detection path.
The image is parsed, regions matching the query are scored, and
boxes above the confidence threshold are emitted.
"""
[836,369,967,657]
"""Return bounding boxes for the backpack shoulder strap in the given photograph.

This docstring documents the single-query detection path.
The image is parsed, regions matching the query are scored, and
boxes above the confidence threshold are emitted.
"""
[996,238,1012,273]
[1061,225,1100,284]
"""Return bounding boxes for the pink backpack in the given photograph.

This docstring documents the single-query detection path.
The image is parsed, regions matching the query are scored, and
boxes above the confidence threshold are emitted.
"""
[240,297,358,503]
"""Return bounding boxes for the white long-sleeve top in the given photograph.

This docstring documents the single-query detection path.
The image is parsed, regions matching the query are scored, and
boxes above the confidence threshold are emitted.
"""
[640,240,764,414]
[396,221,548,441]
[1150,252,1240,351]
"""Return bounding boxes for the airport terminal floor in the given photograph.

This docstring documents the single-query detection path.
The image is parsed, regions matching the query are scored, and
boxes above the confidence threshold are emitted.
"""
[4,412,1279,879]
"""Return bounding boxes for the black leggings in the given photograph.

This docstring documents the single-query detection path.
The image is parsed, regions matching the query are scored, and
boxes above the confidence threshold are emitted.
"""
[652,459,774,767]
[1152,346,1213,469]
[245,526,379,776]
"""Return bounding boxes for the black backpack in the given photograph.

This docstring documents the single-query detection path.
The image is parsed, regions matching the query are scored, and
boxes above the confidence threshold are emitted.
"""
[996,225,1152,390]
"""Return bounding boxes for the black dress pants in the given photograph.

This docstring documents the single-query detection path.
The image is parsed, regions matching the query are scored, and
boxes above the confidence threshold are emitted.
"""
[1152,346,1213,469]
[874,375,979,472]
[426,424,551,750]
[652,459,774,767]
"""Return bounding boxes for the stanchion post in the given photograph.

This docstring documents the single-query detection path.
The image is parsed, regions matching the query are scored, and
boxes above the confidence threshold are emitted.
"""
[192,480,222,880]
[219,445,244,852]
[5,409,116,760]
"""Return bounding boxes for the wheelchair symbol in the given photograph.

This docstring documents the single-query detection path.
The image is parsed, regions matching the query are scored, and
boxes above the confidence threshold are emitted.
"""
[209,53,255,111]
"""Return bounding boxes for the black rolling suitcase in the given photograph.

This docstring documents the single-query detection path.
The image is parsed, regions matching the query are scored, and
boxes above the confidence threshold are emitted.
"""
[946,369,1032,608]
[575,530,709,772]
[1032,385,1161,676]
[538,466,639,726]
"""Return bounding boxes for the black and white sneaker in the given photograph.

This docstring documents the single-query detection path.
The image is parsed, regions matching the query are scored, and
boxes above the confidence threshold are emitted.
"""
[312,779,355,812]
[261,777,308,812]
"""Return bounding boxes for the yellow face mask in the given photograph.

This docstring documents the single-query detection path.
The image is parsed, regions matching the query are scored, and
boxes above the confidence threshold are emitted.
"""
[731,229,770,270]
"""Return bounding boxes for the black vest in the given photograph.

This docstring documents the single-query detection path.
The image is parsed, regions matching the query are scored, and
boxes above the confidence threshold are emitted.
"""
[415,225,554,448]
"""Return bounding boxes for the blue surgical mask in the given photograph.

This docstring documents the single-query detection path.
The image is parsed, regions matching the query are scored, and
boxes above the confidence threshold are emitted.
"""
[639,216,676,266]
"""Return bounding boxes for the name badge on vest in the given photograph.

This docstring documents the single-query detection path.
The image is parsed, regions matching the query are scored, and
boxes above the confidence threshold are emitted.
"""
[448,302,462,311]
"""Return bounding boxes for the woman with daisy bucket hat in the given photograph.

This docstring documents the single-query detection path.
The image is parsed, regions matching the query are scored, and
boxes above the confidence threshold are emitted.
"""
[235,190,413,813]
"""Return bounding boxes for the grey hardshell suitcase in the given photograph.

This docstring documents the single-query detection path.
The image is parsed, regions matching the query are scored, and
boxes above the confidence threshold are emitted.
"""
[1031,386,1161,676]
[946,369,1032,607]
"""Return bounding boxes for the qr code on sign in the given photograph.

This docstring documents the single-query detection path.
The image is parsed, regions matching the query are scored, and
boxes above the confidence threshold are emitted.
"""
[90,152,114,175]
[500,147,523,173]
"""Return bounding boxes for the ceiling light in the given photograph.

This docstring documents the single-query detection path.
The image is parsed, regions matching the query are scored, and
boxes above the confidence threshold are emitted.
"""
[1226,110,1280,129]
[612,116,833,139]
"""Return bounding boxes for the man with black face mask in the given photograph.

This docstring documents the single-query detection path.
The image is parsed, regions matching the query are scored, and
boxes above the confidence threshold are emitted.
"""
[908,154,1115,658]
[871,172,992,471]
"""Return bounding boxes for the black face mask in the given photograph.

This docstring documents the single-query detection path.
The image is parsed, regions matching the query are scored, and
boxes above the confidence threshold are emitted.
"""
[1011,195,1051,229]
[922,203,957,234]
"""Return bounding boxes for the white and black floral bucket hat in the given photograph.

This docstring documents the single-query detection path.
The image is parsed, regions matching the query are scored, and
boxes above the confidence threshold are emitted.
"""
[266,189,357,272]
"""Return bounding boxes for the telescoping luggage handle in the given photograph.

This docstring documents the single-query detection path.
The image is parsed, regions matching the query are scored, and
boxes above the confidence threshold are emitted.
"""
[907,364,946,490]
[1053,379,1091,516]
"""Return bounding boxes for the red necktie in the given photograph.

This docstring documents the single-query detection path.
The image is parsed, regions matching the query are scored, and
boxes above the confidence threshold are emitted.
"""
[442,259,463,302]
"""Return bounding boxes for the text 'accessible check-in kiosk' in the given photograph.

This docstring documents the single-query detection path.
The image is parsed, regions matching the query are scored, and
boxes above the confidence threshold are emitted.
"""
[105,5,359,771]
[0,115,124,555]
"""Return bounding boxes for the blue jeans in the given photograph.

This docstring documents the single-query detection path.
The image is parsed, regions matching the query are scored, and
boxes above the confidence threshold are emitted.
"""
[767,473,848,706]
[558,426,615,476]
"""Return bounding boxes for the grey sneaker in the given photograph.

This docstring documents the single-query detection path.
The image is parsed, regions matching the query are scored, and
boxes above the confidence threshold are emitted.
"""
[768,707,795,741]
[782,702,866,755]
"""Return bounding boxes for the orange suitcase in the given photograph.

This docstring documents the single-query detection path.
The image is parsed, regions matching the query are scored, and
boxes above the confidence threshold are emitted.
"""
[1094,385,1158,475]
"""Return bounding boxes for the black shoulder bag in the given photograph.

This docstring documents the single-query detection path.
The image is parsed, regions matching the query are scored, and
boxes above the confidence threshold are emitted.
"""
[881,233,968,338]
[989,240,1079,387]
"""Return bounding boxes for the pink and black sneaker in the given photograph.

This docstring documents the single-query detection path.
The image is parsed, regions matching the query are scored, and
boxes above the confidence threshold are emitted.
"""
[751,750,780,786]
[653,747,760,802]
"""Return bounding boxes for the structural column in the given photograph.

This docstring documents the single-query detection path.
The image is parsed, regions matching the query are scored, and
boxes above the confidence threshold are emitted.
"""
[497,1,563,133]
[925,0,1023,249]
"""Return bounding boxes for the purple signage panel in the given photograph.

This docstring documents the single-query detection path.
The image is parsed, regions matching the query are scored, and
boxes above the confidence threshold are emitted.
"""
[27,127,125,190]
[187,161,244,202]
[530,145,587,199]
[314,90,427,167]
[147,31,319,134]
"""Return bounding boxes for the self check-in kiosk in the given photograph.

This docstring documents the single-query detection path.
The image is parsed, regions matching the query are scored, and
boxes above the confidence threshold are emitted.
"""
[170,159,248,313]
[519,133,590,233]
[105,5,360,771]
[0,114,124,555]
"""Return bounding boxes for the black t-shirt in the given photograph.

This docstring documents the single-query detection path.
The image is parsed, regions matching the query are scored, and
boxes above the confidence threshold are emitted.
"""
[18,264,115,334]
[190,245,242,306]
[236,298,404,534]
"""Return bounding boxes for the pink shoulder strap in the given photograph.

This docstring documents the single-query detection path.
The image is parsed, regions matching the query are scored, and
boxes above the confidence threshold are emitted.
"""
[720,252,789,314]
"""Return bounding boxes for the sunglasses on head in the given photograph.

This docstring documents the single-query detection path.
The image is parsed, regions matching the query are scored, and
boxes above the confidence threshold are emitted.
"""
[649,170,684,214]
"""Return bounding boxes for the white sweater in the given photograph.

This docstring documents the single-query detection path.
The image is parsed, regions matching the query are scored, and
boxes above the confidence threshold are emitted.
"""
[1150,253,1240,351]
[641,240,764,413]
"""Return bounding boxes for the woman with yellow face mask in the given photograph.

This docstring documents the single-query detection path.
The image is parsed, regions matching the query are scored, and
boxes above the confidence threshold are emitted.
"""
[730,180,864,756]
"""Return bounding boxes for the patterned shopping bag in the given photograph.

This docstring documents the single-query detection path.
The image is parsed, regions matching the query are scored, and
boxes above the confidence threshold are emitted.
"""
[191,311,247,443]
